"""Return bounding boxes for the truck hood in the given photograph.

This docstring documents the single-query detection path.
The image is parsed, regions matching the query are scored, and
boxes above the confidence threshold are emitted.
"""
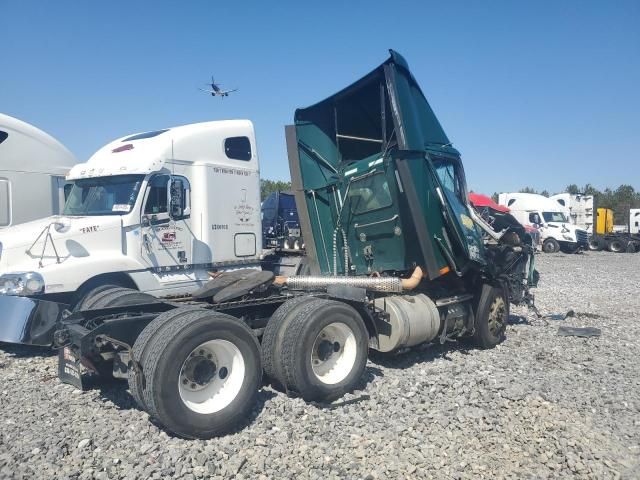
[0,215,123,273]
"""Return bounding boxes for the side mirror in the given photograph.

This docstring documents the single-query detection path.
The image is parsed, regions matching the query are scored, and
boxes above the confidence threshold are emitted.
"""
[141,215,151,227]
[168,178,185,219]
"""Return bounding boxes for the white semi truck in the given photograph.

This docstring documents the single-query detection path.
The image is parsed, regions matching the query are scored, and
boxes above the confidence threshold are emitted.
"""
[0,120,263,317]
[0,113,77,228]
[498,192,589,253]
[550,193,594,234]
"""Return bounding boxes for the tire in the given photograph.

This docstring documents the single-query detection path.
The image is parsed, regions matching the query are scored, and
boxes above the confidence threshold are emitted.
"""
[542,238,560,253]
[279,299,368,402]
[607,239,626,253]
[588,238,605,251]
[90,288,158,309]
[471,284,509,349]
[626,242,637,253]
[140,310,261,439]
[261,296,317,387]
[72,284,124,312]
[559,243,579,254]
[128,306,205,409]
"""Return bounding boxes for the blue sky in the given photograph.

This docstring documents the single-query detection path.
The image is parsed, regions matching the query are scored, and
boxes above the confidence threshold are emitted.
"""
[2,1,638,195]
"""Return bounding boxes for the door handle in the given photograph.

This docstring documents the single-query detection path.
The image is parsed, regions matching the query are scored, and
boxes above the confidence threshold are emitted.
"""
[354,214,399,229]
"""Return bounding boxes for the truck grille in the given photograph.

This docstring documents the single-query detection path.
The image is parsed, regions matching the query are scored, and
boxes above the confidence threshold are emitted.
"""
[576,229,588,246]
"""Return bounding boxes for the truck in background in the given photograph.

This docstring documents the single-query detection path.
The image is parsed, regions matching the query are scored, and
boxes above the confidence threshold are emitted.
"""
[498,192,588,253]
[631,209,640,235]
[0,113,77,228]
[261,190,303,251]
[588,208,640,253]
[551,193,594,234]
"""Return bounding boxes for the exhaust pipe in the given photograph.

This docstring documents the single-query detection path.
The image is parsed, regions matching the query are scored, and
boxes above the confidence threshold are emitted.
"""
[274,266,424,293]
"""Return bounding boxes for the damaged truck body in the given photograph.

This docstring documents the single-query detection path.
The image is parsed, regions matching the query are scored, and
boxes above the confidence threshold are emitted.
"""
[0,51,537,439]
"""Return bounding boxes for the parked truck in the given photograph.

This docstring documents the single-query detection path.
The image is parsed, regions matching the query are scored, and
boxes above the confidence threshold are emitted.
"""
[551,193,594,234]
[261,190,303,251]
[0,113,77,228]
[588,208,640,253]
[0,51,538,439]
[498,192,588,253]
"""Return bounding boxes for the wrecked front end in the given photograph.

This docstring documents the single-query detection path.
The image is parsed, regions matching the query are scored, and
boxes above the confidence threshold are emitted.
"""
[285,49,537,309]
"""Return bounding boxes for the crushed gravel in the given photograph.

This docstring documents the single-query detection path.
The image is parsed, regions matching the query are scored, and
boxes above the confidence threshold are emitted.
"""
[1,251,639,479]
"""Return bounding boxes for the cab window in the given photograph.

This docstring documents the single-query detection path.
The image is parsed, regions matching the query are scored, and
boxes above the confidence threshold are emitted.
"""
[348,171,392,215]
[144,175,170,214]
[225,136,252,161]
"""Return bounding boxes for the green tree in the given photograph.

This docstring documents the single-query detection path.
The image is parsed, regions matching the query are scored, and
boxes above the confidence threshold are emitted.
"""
[260,179,292,201]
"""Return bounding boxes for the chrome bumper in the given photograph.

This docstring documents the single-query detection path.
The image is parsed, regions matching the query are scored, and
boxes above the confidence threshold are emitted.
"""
[0,295,67,346]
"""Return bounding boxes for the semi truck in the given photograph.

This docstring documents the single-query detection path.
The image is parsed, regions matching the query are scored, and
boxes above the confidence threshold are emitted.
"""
[0,113,77,228]
[498,192,588,253]
[261,190,303,251]
[0,51,538,439]
[550,193,594,234]
[588,208,640,253]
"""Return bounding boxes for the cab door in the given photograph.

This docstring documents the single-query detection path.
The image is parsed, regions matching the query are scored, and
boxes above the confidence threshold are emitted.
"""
[344,165,406,273]
[140,174,193,269]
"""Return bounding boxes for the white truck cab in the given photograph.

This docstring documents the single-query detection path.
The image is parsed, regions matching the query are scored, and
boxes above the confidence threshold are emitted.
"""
[498,192,589,253]
[0,120,263,343]
[0,113,77,228]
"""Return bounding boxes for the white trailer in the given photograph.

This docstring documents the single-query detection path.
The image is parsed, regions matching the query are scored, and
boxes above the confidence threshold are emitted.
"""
[0,120,262,314]
[0,113,77,228]
[498,192,589,253]
[550,193,594,234]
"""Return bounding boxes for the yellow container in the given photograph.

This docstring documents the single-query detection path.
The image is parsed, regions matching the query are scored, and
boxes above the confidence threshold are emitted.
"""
[596,208,614,234]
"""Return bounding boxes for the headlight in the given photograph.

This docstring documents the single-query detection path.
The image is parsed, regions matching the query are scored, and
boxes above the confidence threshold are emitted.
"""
[562,234,574,241]
[0,272,45,296]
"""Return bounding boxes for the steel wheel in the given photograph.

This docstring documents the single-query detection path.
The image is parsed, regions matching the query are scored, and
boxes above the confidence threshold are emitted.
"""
[310,322,357,385]
[178,339,245,414]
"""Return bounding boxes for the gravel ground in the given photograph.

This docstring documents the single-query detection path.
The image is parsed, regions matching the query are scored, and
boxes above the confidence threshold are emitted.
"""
[1,251,639,480]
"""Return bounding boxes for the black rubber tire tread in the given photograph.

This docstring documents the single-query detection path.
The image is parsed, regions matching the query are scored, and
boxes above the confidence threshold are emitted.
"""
[128,306,205,409]
[471,284,509,349]
[280,299,369,402]
[92,288,159,309]
[607,239,626,253]
[261,296,317,385]
[542,238,559,253]
[78,286,131,311]
[72,285,119,312]
[140,310,261,438]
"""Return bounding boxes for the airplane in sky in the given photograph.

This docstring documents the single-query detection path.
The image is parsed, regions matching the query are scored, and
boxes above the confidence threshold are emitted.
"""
[199,76,237,98]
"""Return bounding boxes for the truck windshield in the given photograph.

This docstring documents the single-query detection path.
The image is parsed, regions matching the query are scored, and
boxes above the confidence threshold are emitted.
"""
[63,175,144,216]
[542,211,568,223]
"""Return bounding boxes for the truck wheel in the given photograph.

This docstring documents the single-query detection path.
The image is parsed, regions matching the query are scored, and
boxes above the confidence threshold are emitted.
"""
[72,285,124,311]
[471,284,509,349]
[626,242,637,253]
[542,238,559,253]
[140,310,261,439]
[261,296,317,387]
[91,288,158,309]
[128,307,205,409]
[607,239,626,253]
[279,299,368,402]
[588,238,605,251]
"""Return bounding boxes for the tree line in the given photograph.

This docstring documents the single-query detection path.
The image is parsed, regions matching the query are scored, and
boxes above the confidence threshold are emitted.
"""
[491,184,640,225]
[261,179,292,201]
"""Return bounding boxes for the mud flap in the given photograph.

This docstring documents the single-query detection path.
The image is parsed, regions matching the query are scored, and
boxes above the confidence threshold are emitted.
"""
[58,347,84,390]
